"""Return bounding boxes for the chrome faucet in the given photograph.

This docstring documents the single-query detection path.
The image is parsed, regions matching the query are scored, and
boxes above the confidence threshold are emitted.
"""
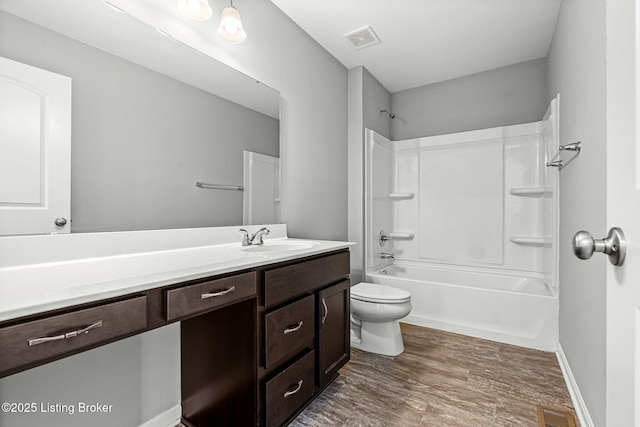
[239,227,270,246]
[380,252,395,259]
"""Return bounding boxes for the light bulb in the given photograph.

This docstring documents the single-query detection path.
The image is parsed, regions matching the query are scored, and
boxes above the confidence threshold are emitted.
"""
[217,6,246,43]
[177,0,213,21]
[223,21,239,35]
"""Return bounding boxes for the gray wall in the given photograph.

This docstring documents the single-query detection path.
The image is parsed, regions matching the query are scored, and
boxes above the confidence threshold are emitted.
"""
[391,58,549,140]
[547,0,607,425]
[0,11,279,233]
[207,0,349,242]
[363,68,392,140]
[348,66,391,283]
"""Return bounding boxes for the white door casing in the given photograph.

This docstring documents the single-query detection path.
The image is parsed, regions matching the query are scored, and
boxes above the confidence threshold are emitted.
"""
[0,56,71,235]
[605,0,639,425]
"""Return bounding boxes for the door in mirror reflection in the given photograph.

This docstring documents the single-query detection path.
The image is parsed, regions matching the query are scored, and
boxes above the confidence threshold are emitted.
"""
[243,151,280,225]
[0,56,71,236]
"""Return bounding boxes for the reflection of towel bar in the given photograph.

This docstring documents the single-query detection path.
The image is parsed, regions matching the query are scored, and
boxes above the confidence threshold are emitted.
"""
[196,182,244,191]
[546,141,581,169]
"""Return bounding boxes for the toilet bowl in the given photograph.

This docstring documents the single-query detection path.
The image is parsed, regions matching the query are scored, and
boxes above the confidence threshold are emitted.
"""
[350,282,411,356]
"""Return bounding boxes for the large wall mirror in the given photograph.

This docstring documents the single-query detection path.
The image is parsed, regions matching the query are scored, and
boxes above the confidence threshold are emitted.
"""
[0,0,280,234]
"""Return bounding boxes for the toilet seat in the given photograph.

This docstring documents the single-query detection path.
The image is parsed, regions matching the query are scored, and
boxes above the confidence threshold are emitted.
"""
[351,282,411,304]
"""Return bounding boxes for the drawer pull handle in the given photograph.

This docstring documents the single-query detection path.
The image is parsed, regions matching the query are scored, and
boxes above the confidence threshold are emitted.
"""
[283,380,303,398]
[201,286,236,299]
[28,320,103,346]
[321,298,328,324]
[283,321,304,335]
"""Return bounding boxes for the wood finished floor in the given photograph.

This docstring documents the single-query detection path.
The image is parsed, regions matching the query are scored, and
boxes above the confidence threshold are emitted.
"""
[290,323,577,427]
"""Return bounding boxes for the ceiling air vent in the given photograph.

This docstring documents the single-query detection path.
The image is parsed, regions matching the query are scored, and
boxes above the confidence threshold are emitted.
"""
[343,26,381,50]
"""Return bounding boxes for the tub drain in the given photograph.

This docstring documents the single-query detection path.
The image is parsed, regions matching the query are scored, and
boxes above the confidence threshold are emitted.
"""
[536,405,576,427]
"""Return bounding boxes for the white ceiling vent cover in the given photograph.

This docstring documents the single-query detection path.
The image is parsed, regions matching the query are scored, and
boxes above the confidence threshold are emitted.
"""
[343,26,381,50]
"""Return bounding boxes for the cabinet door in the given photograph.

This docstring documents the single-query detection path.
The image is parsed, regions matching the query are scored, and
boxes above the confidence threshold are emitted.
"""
[317,279,351,388]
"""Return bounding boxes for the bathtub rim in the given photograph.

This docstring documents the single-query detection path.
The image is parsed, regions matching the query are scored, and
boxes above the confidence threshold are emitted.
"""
[366,260,557,298]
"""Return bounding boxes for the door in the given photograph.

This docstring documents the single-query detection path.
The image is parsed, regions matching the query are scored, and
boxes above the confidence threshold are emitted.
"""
[0,56,71,236]
[605,1,640,425]
[242,150,280,225]
[317,279,350,388]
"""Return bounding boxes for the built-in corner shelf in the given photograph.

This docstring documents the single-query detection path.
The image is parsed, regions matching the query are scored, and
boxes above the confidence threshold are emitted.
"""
[389,193,415,200]
[509,236,552,247]
[509,187,552,198]
[388,232,414,240]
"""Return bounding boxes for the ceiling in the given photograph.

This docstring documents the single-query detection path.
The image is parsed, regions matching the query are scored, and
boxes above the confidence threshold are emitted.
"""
[270,0,561,93]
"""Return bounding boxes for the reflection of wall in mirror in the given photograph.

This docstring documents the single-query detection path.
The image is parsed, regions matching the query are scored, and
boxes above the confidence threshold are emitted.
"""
[0,11,279,233]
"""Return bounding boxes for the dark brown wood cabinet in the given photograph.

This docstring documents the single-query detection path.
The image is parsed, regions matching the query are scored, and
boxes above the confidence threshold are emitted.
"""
[0,296,148,377]
[0,248,350,427]
[265,295,315,371]
[265,350,315,427]
[258,250,350,427]
[317,279,351,388]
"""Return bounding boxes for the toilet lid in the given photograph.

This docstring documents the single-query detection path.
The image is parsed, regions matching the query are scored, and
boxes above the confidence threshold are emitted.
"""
[351,282,411,304]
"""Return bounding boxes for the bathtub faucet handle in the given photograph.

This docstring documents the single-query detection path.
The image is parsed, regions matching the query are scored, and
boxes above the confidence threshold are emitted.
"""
[379,230,390,246]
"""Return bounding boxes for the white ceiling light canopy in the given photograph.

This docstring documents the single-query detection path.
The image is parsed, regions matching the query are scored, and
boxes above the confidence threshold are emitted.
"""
[177,0,213,21]
[217,0,247,44]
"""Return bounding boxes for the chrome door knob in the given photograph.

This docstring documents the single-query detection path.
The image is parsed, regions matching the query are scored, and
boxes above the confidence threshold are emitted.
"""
[572,227,626,266]
[54,217,68,227]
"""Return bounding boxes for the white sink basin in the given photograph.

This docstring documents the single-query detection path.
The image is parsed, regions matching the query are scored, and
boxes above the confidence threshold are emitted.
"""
[241,241,319,253]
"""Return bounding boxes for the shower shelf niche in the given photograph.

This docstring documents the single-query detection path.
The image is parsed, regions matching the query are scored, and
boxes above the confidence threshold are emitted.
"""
[509,187,552,197]
[509,236,552,247]
[388,232,414,240]
[389,193,414,200]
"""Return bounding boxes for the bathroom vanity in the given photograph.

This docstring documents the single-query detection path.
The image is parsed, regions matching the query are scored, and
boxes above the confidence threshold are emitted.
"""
[0,225,352,426]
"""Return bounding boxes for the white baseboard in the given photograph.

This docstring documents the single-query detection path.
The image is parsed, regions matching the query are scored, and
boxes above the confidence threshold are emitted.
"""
[138,404,182,427]
[556,344,594,427]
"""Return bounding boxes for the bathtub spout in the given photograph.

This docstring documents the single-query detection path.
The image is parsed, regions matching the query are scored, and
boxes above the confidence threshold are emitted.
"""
[380,252,395,259]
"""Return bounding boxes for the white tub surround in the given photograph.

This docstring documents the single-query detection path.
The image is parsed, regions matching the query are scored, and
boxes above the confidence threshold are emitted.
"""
[363,98,560,351]
[0,224,354,322]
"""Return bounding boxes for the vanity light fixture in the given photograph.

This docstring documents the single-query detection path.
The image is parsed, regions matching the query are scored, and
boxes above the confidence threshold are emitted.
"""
[217,0,247,44]
[177,0,213,21]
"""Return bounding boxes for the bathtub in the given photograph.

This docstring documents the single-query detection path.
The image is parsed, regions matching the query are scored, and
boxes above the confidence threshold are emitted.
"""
[365,262,558,351]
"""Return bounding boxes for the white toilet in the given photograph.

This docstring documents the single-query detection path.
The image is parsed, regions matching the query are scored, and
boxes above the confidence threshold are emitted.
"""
[350,282,412,356]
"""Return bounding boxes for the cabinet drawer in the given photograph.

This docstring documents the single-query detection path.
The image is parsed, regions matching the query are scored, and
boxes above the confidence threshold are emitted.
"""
[266,350,315,427]
[265,295,314,370]
[0,296,147,376]
[166,272,256,321]
[264,251,349,307]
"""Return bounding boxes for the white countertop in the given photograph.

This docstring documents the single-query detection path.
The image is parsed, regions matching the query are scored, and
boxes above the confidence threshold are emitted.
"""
[0,225,354,322]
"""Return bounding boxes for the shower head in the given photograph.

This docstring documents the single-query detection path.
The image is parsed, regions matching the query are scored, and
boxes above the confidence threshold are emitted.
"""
[379,109,396,119]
